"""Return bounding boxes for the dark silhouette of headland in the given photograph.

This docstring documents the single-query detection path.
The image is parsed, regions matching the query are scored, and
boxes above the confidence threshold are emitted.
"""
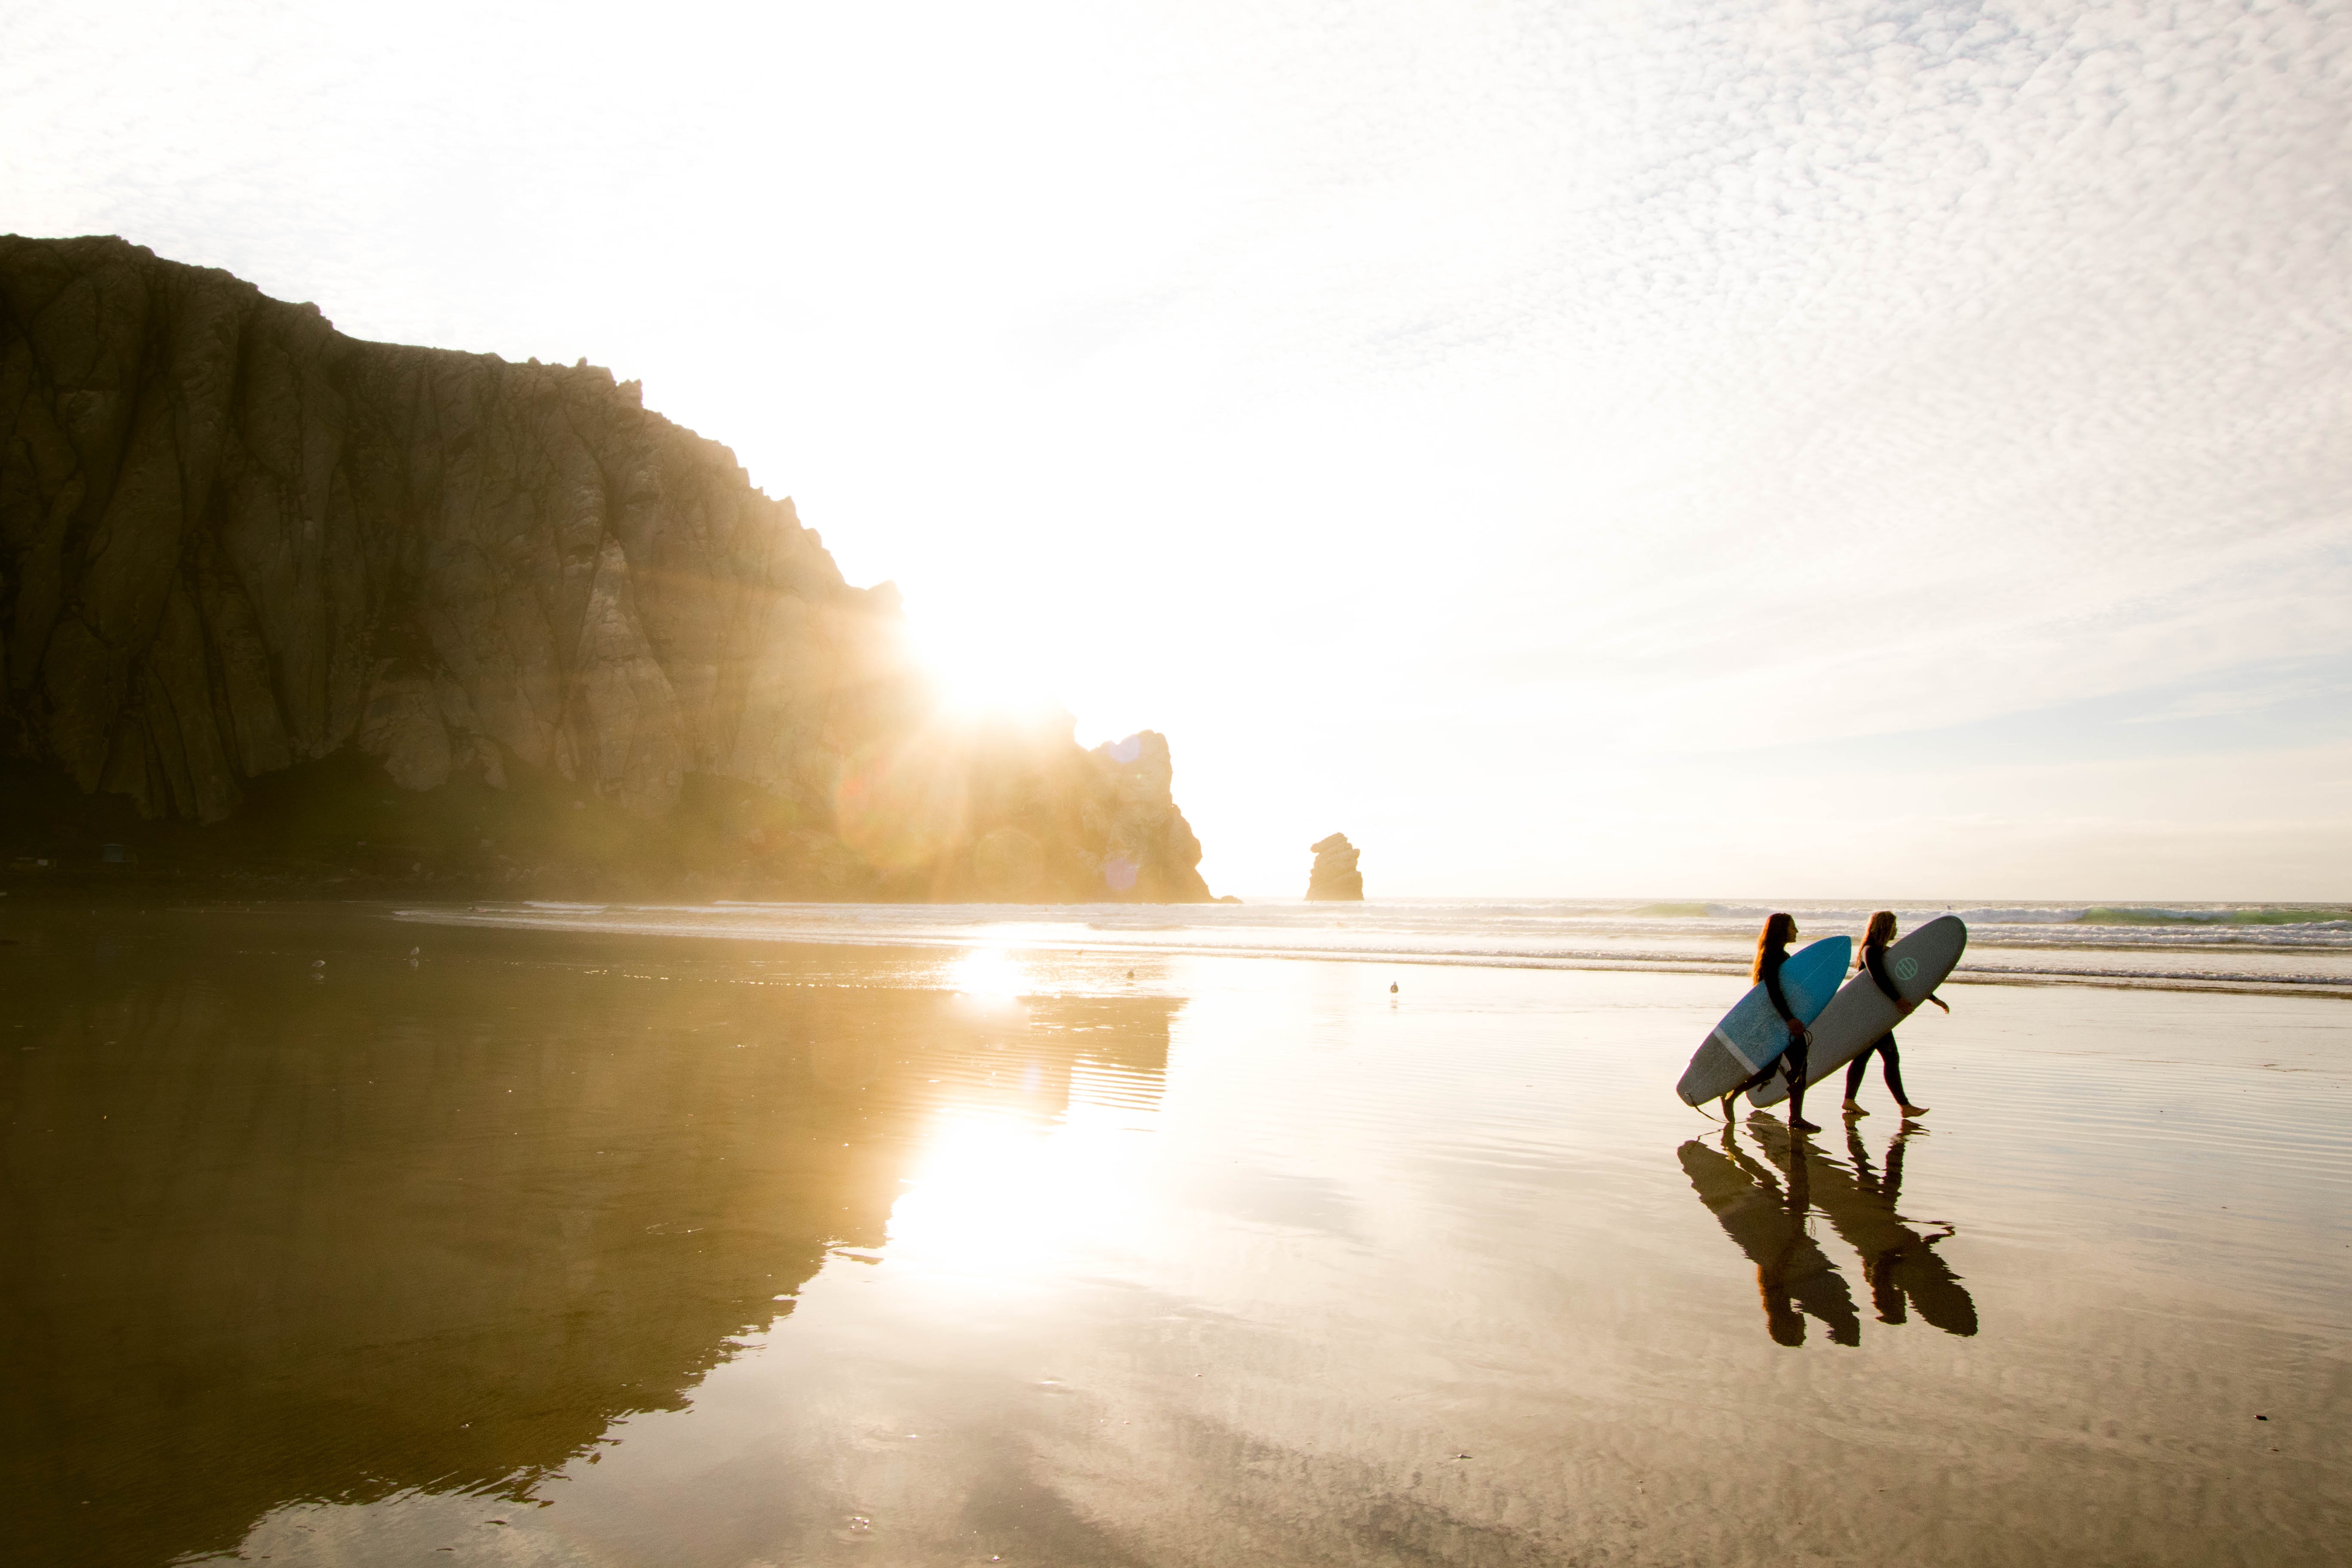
[0,236,1214,901]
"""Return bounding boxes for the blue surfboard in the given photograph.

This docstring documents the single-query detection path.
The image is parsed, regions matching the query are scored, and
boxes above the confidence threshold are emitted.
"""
[1675,936,1852,1106]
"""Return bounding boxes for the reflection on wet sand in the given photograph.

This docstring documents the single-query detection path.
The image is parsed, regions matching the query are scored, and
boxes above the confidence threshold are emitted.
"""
[9,908,2347,1568]
[1750,1120,1979,1336]
[1678,1121,1978,1346]
[0,910,1175,1568]
[1679,1130,1859,1346]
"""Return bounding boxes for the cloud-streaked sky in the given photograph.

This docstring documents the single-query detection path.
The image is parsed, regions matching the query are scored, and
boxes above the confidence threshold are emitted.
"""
[7,0,2347,897]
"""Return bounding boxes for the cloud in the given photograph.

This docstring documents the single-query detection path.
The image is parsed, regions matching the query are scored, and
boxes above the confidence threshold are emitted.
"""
[3,0,2343,894]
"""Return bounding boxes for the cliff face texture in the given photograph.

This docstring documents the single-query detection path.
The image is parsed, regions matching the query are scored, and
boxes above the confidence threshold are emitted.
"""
[0,236,1212,900]
[1306,832,1363,900]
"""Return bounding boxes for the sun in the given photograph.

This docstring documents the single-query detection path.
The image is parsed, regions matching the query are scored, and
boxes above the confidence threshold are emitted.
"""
[909,619,1069,726]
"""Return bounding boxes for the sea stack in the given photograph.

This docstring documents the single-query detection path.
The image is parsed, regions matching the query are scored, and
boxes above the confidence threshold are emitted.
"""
[1305,833,1363,901]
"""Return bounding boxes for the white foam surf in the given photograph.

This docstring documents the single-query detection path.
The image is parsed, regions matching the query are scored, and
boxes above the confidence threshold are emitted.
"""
[391,898,2352,996]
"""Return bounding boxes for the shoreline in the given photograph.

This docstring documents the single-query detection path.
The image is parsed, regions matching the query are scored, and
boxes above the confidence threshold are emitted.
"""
[12,888,2350,1000]
[381,902,2352,1001]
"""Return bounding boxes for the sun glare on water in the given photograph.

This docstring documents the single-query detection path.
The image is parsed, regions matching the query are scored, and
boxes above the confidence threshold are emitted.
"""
[886,1099,1152,1280]
[947,946,1029,1001]
[871,948,1162,1281]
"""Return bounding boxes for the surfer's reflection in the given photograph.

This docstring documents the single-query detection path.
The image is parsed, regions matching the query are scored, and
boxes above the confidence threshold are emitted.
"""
[1679,1124,1978,1346]
[1754,1121,1978,1336]
[1678,1129,1858,1346]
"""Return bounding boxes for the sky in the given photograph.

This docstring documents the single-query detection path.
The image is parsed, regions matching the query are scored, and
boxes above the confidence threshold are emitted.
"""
[5,0,2347,899]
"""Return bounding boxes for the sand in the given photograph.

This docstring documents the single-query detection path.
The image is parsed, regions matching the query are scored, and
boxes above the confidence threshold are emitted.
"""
[3,904,2346,1566]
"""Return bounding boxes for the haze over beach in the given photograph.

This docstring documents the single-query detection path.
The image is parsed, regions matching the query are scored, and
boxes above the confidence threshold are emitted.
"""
[6,0,2346,897]
[3,4,2350,1568]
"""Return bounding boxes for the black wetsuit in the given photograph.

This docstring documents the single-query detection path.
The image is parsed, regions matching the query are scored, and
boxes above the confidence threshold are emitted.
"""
[1845,945,1914,1104]
[1756,949,1810,1092]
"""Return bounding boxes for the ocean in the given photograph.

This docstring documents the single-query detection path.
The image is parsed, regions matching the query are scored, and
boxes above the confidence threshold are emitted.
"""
[398,896,2352,995]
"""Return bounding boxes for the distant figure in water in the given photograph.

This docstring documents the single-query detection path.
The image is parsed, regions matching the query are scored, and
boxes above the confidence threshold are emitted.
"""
[1845,910,1946,1121]
[1389,982,1398,994]
[1723,913,1818,1133]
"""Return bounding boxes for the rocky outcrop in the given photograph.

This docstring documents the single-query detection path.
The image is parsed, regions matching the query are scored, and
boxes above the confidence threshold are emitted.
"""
[829,717,1211,902]
[1306,832,1363,900]
[0,236,1214,900]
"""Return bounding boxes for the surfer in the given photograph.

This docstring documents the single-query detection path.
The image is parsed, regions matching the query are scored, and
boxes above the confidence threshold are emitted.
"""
[1842,910,1947,1121]
[1720,913,1819,1132]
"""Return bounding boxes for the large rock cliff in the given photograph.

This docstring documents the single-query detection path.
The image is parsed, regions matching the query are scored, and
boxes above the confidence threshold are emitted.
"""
[0,236,1213,900]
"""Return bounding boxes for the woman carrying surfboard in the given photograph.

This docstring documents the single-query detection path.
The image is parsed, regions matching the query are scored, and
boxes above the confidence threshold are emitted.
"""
[1673,925,1848,1116]
[1723,913,1821,1133]
[1843,910,1948,1121]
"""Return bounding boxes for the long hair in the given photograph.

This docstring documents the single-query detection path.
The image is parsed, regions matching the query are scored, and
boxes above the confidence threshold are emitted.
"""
[1860,910,1898,961]
[1752,912,1798,981]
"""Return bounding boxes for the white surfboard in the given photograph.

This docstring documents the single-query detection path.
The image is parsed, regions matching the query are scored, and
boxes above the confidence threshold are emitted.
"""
[1748,916,1966,1107]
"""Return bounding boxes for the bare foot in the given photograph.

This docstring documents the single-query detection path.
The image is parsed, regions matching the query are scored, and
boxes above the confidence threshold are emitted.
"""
[1842,1099,1868,1118]
[1899,1104,1930,1119]
[1789,1116,1822,1133]
[1719,1093,1739,1122]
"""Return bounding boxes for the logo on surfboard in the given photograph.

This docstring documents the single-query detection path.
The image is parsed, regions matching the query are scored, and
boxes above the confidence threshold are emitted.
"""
[1893,955,1918,982]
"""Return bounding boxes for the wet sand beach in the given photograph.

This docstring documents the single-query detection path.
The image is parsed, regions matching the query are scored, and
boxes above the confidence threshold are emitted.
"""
[3,904,2347,1566]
